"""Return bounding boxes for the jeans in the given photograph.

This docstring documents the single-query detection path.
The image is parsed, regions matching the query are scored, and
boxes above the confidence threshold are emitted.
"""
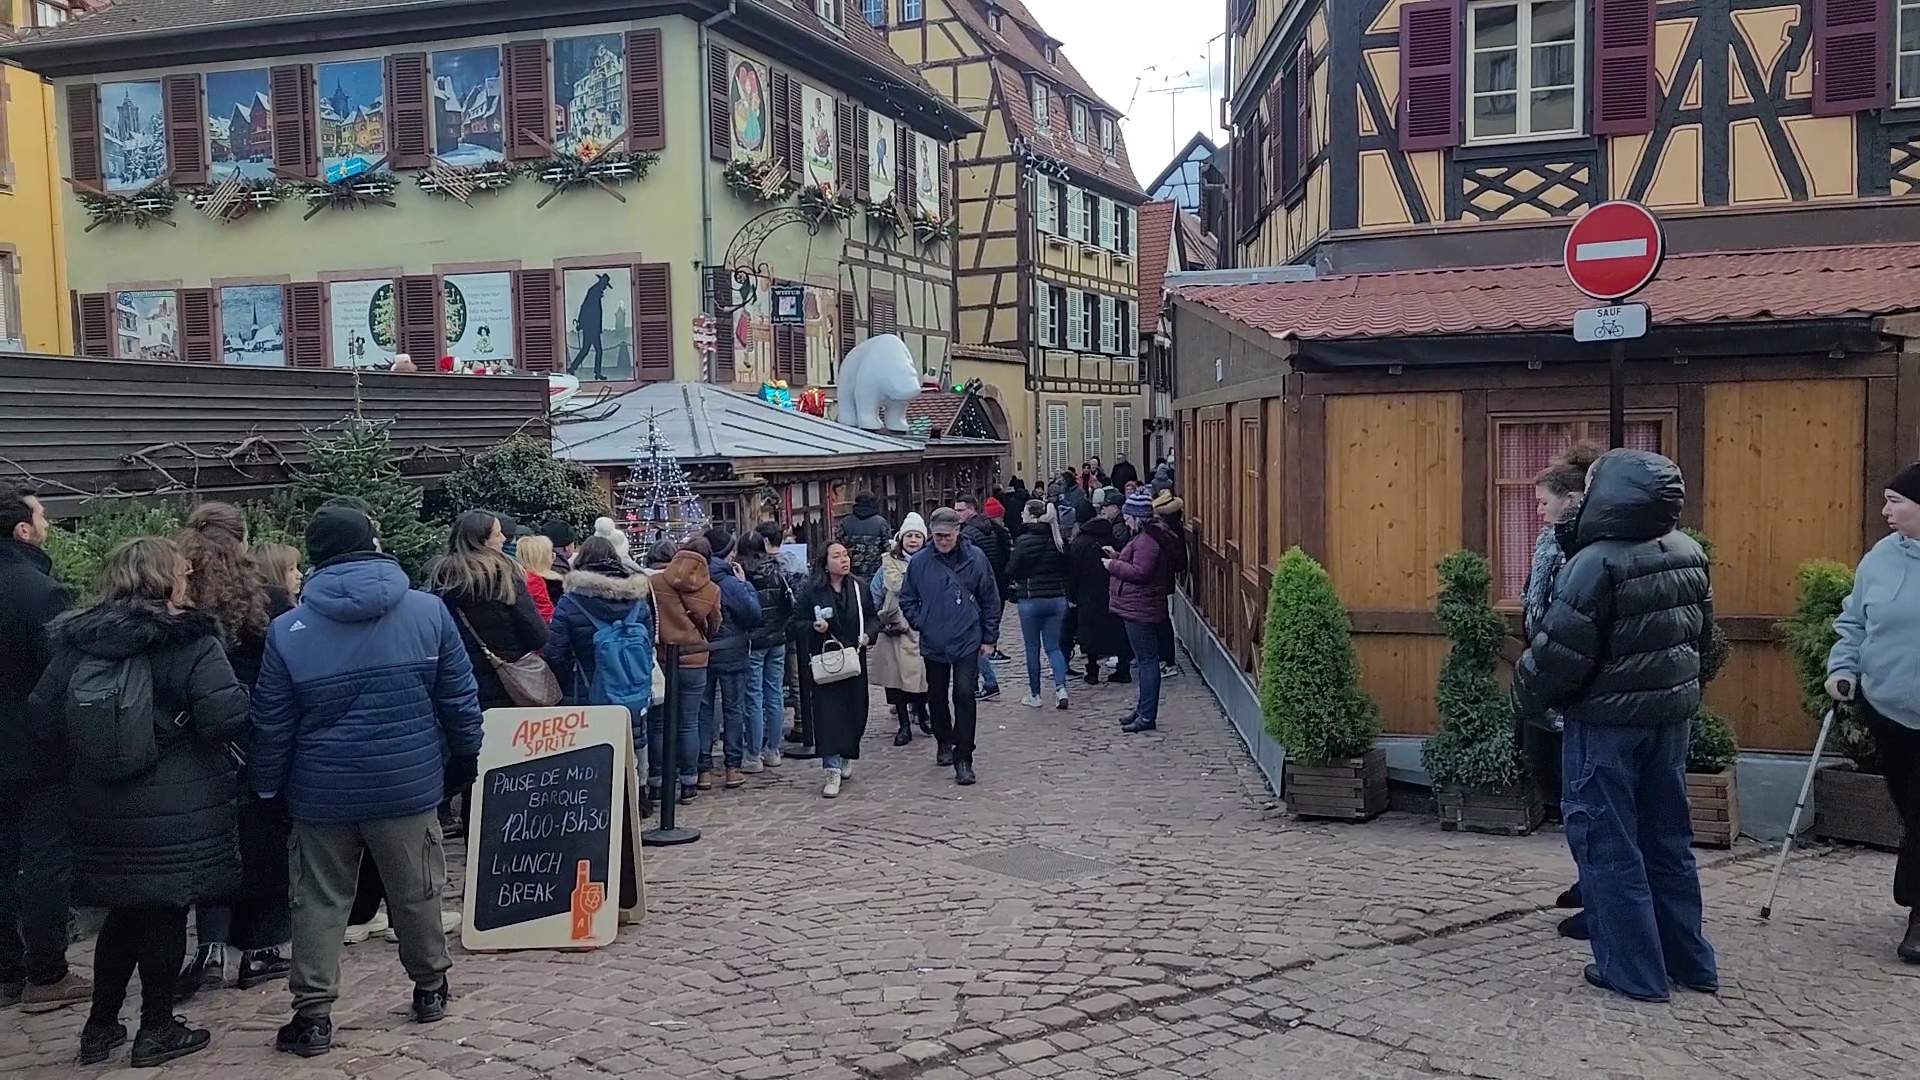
[1860,700,1920,908]
[746,646,787,757]
[89,907,187,1029]
[0,785,72,987]
[977,653,999,692]
[926,657,982,759]
[1561,720,1717,999]
[1018,597,1071,695]
[823,754,847,772]
[288,812,451,1018]
[701,666,750,771]
[651,666,705,788]
[1123,620,1164,723]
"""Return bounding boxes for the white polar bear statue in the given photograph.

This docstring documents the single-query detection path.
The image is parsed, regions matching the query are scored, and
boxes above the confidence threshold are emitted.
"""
[837,333,921,433]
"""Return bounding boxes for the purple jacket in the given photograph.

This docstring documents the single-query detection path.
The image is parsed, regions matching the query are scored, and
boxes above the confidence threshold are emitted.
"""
[1106,522,1175,624]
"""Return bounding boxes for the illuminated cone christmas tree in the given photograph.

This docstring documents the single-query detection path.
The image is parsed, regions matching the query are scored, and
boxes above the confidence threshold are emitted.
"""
[617,412,708,548]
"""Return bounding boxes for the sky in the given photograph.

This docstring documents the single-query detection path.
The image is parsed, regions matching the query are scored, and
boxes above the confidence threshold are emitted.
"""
[1020,0,1229,189]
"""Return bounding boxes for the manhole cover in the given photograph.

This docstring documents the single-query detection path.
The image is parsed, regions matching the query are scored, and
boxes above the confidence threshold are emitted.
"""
[958,844,1115,882]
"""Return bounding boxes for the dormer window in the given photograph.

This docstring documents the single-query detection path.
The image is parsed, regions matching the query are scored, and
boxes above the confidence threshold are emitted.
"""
[1045,43,1057,63]
[988,5,1002,31]
[1031,80,1051,127]
[816,0,839,24]
[863,0,885,27]
[1100,115,1115,156]
[1071,101,1088,144]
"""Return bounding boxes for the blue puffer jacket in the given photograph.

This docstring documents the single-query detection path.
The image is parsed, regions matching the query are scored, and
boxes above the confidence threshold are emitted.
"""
[900,541,1002,663]
[250,553,484,825]
[706,556,763,672]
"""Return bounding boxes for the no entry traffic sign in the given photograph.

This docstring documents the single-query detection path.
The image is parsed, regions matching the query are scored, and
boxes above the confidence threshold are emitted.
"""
[1563,201,1665,302]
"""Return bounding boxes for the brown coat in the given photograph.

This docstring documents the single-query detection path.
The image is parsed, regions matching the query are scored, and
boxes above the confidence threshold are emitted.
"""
[652,549,722,667]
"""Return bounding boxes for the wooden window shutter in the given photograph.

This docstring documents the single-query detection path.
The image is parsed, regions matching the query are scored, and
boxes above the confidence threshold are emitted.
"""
[854,108,871,199]
[284,283,326,368]
[708,45,732,161]
[1398,0,1461,151]
[838,291,857,357]
[635,262,674,383]
[76,292,111,357]
[771,70,795,180]
[387,53,431,169]
[66,84,101,185]
[514,269,558,373]
[162,74,208,185]
[1592,0,1657,134]
[897,130,914,203]
[774,316,805,383]
[872,291,897,336]
[503,41,551,162]
[268,65,313,179]
[939,142,952,220]
[706,267,735,377]
[786,76,804,182]
[399,275,441,362]
[1812,0,1890,115]
[836,100,856,192]
[628,30,665,152]
[180,289,216,363]
[1265,82,1284,209]
[1295,43,1314,182]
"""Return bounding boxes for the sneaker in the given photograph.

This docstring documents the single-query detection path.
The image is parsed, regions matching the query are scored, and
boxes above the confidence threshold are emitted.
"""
[954,760,977,786]
[696,771,716,791]
[839,759,853,781]
[822,769,843,798]
[1019,693,1044,708]
[725,767,747,789]
[1121,717,1158,733]
[1056,687,1070,710]
[1101,657,1119,675]
[1900,909,1920,964]
[990,650,1013,664]
[130,1016,211,1067]
[276,1014,332,1058]
[1161,661,1184,678]
[175,943,225,1003]
[679,782,699,804]
[740,756,765,774]
[935,743,954,767]
[238,948,291,990]
[412,980,450,1023]
[1108,671,1132,684]
[1116,711,1139,728]
[344,909,389,945]
[1557,912,1590,940]
[762,749,783,768]
[442,909,463,933]
[1582,964,1667,1003]
[977,685,1001,701]
[76,1020,127,1065]
[20,970,92,1013]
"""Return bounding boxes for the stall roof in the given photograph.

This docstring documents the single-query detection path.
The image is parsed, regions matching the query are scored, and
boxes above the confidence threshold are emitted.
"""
[554,381,928,467]
[1173,241,1920,341]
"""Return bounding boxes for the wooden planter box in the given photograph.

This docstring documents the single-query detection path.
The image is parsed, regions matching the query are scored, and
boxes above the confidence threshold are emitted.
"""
[1814,762,1905,851]
[1436,784,1544,836]
[1685,769,1738,849]
[1284,748,1389,822]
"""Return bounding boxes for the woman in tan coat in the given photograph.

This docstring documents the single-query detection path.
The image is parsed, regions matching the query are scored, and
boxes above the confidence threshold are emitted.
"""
[870,514,930,746]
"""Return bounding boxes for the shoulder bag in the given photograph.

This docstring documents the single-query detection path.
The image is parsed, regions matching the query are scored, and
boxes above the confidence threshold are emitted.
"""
[810,584,866,686]
[457,609,564,708]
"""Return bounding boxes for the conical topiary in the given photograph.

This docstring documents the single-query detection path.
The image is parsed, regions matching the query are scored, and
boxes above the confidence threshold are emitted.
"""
[1421,550,1522,790]
[1260,546,1379,763]
[1778,558,1877,772]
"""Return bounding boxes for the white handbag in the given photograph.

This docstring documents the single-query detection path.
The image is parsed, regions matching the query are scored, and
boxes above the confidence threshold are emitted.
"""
[809,589,866,685]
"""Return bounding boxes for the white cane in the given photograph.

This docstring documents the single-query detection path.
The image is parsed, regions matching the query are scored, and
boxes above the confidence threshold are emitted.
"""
[1759,705,1839,920]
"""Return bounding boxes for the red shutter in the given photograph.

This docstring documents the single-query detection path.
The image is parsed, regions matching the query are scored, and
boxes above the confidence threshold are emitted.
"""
[628,30,665,153]
[1398,0,1461,151]
[786,75,804,182]
[514,269,558,373]
[66,84,101,185]
[898,129,913,202]
[707,266,735,378]
[180,289,216,363]
[635,262,674,383]
[76,292,111,357]
[269,65,313,179]
[300,67,319,170]
[771,70,794,180]
[1812,0,1890,115]
[939,142,952,220]
[836,99,856,192]
[854,107,871,200]
[398,275,441,362]
[1296,43,1314,182]
[1591,0,1657,134]
[163,74,208,185]
[708,45,731,161]
[387,53,431,168]
[284,283,326,367]
[838,291,857,357]
[504,41,551,162]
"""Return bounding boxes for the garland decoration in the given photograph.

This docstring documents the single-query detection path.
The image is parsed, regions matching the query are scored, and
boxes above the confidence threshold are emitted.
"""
[863,197,912,239]
[77,184,179,231]
[298,172,400,219]
[415,160,518,202]
[797,181,856,229]
[183,177,297,223]
[910,205,957,247]
[724,158,799,204]
[524,149,658,206]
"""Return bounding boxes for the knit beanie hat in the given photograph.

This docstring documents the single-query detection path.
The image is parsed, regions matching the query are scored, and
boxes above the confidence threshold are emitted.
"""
[898,512,929,539]
[1891,462,1920,504]
[306,505,378,567]
[594,516,632,558]
[984,497,1005,519]
[1122,490,1154,520]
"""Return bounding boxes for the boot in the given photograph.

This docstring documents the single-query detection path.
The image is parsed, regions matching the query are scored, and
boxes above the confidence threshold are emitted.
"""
[913,703,932,735]
[175,943,224,1003]
[893,706,913,746]
[130,1016,211,1067]
[1900,909,1920,964]
[1558,911,1590,940]
[954,758,977,786]
[935,742,954,767]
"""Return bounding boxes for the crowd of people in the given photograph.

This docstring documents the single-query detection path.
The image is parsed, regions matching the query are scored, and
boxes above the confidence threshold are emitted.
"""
[0,453,1188,1065]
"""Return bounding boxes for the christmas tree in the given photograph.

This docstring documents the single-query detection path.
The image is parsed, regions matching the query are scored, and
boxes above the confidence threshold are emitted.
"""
[291,413,441,580]
[617,412,708,548]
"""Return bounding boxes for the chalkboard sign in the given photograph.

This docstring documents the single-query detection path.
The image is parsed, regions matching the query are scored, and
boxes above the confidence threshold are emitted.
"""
[462,705,643,951]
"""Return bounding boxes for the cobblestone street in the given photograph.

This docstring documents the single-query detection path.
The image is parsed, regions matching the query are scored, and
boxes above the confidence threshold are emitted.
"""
[4,632,1915,1080]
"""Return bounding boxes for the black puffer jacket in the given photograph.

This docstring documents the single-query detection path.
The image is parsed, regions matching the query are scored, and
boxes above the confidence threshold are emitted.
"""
[1006,521,1070,600]
[28,601,249,908]
[0,539,71,787]
[837,494,892,580]
[743,553,796,650]
[962,516,1012,598]
[1514,450,1712,729]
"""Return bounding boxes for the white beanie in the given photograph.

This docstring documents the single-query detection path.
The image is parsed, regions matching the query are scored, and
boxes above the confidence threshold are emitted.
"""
[593,516,632,557]
[897,512,928,539]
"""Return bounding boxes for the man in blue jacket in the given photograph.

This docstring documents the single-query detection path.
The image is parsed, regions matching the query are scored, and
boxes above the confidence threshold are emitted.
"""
[901,508,1001,786]
[700,527,763,789]
[251,506,484,1056]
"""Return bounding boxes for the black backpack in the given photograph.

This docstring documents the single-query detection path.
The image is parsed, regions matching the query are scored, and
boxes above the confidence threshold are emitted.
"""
[65,653,162,782]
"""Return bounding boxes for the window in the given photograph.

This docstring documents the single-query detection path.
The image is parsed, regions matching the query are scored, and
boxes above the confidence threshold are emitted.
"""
[31,1,71,27]
[1031,80,1051,127]
[1047,403,1070,478]
[1071,101,1088,143]
[1098,295,1115,353]
[1902,0,1920,103]
[989,7,1002,30]
[1083,403,1103,463]
[901,0,924,23]
[1081,191,1099,244]
[1467,0,1580,141]
[1065,183,1086,239]
[1100,114,1115,156]
[1098,197,1115,248]
[1035,176,1057,232]
[816,0,839,24]
[1115,204,1132,255]
[1035,280,1056,347]
[1080,291,1097,350]
[0,251,21,350]
[864,0,886,27]
[1065,288,1085,349]
[1114,405,1132,462]
[1492,414,1667,602]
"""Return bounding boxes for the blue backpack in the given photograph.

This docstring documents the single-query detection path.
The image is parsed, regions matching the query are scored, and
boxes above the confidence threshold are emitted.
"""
[583,603,656,720]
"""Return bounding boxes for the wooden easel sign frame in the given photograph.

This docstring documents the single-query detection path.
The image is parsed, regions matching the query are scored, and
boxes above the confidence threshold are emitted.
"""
[461,705,646,952]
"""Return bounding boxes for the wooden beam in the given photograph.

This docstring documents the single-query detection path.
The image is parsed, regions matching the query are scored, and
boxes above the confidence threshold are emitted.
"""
[1461,389,1489,557]
[1299,355,1896,395]
[1677,384,1706,531]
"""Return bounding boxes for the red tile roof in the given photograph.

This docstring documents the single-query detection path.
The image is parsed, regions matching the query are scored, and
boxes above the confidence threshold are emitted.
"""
[906,389,968,434]
[1175,242,1920,341]
[1177,211,1218,269]
[1137,200,1177,311]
